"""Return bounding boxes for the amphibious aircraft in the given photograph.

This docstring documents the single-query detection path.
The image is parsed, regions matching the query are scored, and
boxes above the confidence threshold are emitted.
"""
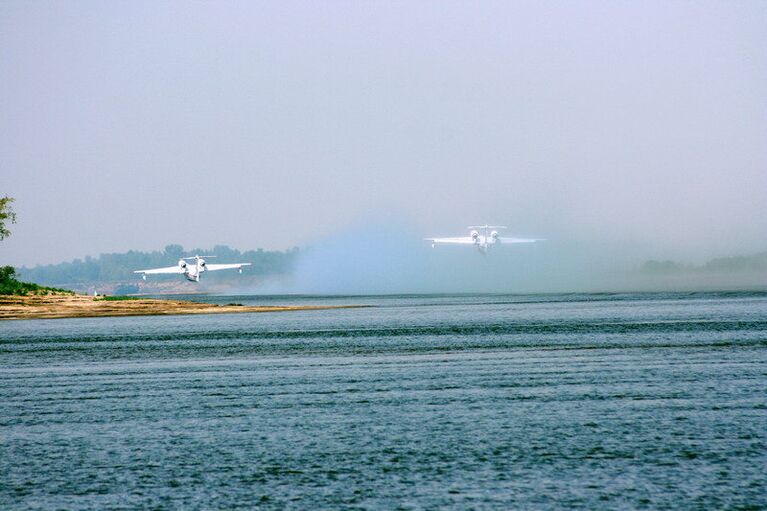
[134,255,251,282]
[425,225,543,254]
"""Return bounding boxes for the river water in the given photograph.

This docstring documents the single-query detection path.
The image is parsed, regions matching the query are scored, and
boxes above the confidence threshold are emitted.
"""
[1,292,765,509]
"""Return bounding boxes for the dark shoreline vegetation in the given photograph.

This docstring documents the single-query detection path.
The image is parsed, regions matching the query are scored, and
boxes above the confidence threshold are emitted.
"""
[18,244,298,288]
[0,266,73,296]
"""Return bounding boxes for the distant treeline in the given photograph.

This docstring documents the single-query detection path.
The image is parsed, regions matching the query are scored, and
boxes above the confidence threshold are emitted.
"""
[640,251,767,275]
[19,244,299,285]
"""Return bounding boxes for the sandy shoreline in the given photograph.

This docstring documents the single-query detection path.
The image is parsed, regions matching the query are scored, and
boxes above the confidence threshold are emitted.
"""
[0,294,365,321]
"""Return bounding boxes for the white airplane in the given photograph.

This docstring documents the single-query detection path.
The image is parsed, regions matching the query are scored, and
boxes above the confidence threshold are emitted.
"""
[134,255,251,282]
[426,225,543,254]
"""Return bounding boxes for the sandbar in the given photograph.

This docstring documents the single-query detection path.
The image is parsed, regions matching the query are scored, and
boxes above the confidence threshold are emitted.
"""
[0,294,365,321]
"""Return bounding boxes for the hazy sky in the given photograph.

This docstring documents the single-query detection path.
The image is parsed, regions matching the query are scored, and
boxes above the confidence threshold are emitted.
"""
[2,1,766,267]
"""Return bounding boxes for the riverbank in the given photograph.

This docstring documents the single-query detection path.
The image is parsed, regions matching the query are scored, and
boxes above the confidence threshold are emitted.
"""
[0,294,364,320]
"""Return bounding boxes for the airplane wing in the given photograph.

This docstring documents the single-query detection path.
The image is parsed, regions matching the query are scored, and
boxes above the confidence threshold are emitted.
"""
[498,237,544,244]
[425,237,477,245]
[133,266,185,275]
[204,263,252,272]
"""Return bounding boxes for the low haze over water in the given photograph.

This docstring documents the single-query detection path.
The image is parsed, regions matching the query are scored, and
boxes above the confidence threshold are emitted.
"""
[1,292,765,509]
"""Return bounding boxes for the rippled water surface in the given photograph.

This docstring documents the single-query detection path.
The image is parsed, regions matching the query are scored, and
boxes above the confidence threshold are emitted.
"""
[1,292,766,509]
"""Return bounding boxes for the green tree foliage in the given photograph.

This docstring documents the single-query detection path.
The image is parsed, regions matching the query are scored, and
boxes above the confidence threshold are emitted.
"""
[0,195,16,240]
[0,265,16,283]
[0,265,72,295]
[18,245,299,285]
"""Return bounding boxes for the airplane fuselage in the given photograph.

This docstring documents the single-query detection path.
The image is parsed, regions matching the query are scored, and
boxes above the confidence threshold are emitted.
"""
[471,234,499,253]
[183,260,206,281]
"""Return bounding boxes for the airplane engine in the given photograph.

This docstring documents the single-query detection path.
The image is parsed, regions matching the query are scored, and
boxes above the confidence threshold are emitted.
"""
[198,259,206,268]
[178,260,187,269]
[491,230,499,240]
[470,230,479,241]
